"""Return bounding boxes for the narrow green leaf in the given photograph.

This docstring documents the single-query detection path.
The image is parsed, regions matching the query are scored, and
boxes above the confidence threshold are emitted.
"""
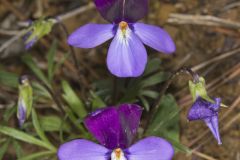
[21,54,51,88]
[61,80,87,118]
[32,109,52,145]
[0,139,10,160]
[47,40,58,82]
[0,70,18,88]
[90,91,106,109]
[12,140,24,158]
[18,151,55,160]
[3,105,16,122]
[0,125,56,151]
[39,115,70,132]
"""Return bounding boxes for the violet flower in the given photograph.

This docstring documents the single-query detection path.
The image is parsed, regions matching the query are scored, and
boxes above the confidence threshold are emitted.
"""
[68,0,175,77]
[187,97,222,145]
[58,104,174,160]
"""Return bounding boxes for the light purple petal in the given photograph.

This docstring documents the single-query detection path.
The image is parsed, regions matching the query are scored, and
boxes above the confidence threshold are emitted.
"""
[134,23,175,54]
[94,0,148,23]
[107,27,147,77]
[187,97,219,121]
[204,116,222,145]
[68,23,114,48]
[57,139,109,160]
[84,104,142,149]
[127,136,174,160]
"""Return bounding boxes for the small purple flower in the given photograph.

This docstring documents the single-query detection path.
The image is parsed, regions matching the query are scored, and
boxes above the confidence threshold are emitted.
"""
[58,104,174,160]
[187,97,222,145]
[68,0,175,77]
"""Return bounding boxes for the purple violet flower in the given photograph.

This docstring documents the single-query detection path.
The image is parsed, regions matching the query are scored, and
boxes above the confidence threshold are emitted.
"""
[68,0,176,77]
[187,97,222,145]
[58,104,174,160]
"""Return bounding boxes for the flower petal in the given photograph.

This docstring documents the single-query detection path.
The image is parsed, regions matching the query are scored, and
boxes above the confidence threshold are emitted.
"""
[118,104,142,147]
[94,0,148,23]
[84,107,120,149]
[187,97,219,121]
[204,115,222,145]
[134,23,175,54]
[68,23,114,48]
[84,104,142,149]
[107,27,147,77]
[127,136,174,160]
[58,139,109,160]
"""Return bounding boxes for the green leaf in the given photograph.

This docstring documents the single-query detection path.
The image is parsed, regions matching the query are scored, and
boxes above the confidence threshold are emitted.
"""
[140,72,169,88]
[47,40,58,82]
[3,105,16,122]
[61,80,87,118]
[0,139,10,160]
[0,125,56,151]
[32,109,52,145]
[0,70,18,88]
[90,91,106,109]
[145,95,188,153]
[39,115,70,132]
[21,54,51,88]
[18,151,55,160]
[12,140,24,158]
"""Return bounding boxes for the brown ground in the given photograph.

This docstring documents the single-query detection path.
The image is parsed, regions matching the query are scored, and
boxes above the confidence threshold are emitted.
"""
[0,0,239,160]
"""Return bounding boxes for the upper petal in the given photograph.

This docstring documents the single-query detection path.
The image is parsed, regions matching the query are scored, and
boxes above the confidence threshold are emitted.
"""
[84,104,142,149]
[57,139,109,160]
[187,97,219,121]
[84,107,121,149]
[68,23,114,48]
[118,104,143,147]
[134,23,176,54]
[107,26,147,77]
[94,0,148,23]
[127,136,174,160]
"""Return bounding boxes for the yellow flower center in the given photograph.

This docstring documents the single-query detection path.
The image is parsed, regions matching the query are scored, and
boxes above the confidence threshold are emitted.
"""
[111,148,127,160]
[119,21,128,37]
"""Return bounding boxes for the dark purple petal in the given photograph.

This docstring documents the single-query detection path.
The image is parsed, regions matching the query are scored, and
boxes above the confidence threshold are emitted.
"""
[94,0,148,23]
[118,104,142,147]
[68,23,114,48]
[204,116,222,145]
[134,23,175,54]
[107,26,147,77]
[58,139,109,160]
[127,136,174,160]
[84,104,142,149]
[187,97,220,121]
[84,107,120,149]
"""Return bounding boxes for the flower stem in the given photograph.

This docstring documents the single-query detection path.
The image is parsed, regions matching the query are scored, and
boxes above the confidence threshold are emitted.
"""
[143,67,199,133]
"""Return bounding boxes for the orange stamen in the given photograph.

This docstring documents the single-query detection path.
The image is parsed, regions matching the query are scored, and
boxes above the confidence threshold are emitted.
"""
[119,21,128,31]
[114,148,121,158]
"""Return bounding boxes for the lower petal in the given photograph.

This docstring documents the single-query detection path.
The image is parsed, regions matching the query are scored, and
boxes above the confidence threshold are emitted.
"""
[204,116,222,145]
[68,23,114,48]
[127,136,174,160]
[134,23,175,54]
[107,27,147,77]
[58,139,109,160]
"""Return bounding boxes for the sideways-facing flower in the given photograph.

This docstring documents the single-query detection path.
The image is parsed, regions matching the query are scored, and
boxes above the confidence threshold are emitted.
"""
[58,104,174,160]
[187,97,222,145]
[17,76,33,127]
[68,0,175,77]
[188,77,224,145]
